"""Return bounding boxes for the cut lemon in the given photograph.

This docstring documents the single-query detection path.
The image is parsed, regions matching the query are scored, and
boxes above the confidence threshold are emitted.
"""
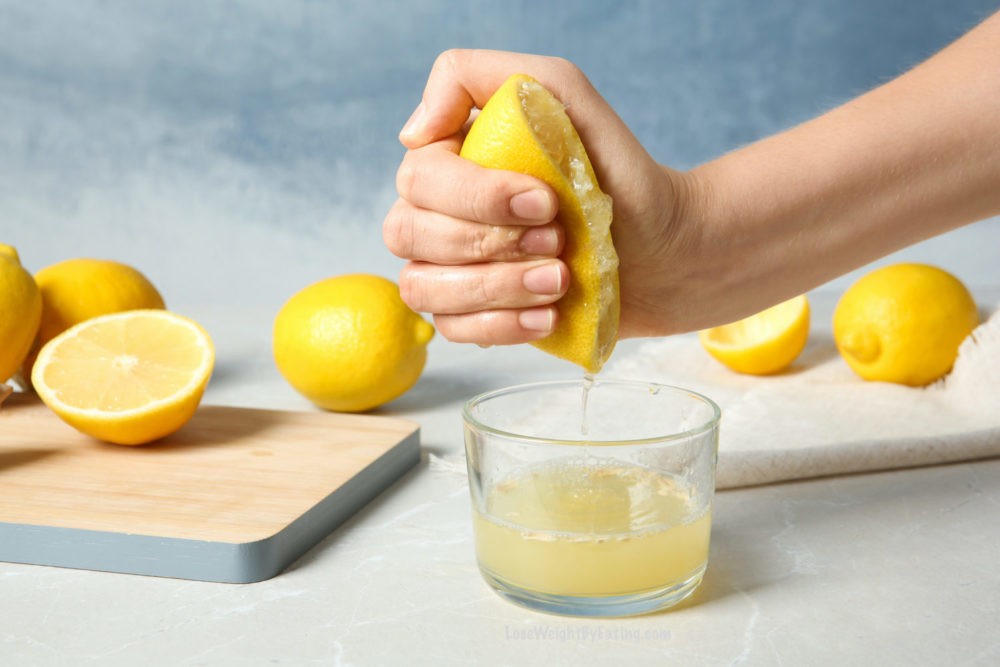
[31,310,215,445]
[460,73,619,373]
[699,295,810,375]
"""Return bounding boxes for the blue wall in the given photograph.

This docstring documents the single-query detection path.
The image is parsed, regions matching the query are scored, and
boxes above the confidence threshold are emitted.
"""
[1,1,996,304]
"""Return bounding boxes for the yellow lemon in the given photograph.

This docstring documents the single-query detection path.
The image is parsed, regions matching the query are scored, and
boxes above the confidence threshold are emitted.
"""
[34,258,166,345]
[0,243,42,383]
[833,263,978,386]
[459,73,619,374]
[699,295,811,375]
[31,310,215,445]
[273,274,435,412]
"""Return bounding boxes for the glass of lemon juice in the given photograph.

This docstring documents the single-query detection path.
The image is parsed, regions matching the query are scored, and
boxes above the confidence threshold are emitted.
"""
[463,379,720,617]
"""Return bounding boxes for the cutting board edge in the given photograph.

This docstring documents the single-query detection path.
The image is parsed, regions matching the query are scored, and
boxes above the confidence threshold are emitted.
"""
[0,427,422,583]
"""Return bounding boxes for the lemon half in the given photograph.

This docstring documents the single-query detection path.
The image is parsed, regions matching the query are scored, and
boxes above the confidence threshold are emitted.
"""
[32,310,215,445]
[460,73,619,374]
[699,295,811,375]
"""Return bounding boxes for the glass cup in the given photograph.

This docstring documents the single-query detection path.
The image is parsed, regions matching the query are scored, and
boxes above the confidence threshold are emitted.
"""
[462,378,720,617]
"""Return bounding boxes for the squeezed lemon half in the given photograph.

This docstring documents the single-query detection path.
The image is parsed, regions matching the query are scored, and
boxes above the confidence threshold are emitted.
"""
[460,73,619,373]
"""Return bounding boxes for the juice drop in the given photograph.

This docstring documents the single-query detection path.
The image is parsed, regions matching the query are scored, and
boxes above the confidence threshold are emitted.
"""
[580,371,595,437]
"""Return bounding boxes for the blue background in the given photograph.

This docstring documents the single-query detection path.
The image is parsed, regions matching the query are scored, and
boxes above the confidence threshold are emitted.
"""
[2,0,997,310]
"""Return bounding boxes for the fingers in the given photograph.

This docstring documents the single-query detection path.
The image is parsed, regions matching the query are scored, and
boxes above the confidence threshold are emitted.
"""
[399,258,567,345]
[433,307,558,345]
[399,259,568,315]
[395,139,557,226]
[400,49,592,149]
[384,202,563,264]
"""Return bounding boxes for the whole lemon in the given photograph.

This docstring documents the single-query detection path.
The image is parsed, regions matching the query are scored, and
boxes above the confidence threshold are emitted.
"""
[273,274,435,412]
[34,258,166,346]
[833,263,978,386]
[0,244,42,382]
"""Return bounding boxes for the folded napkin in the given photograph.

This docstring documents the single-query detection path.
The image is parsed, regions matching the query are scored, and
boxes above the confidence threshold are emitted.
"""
[607,304,1000,489]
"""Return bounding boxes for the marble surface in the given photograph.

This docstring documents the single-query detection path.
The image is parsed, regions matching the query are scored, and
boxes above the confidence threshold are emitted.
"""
[3,295,1000,666]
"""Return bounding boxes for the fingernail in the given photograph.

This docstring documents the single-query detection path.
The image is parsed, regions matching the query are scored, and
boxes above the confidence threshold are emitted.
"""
[509,189,555,221]
[519,227,560,255]
[523,263,563,295]
[519,308,555,333]
[400,102,426,141]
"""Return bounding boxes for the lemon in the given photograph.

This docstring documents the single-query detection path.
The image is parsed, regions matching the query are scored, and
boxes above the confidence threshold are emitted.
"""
[31,310,215,445]
[273,274,435,412]
[0,243,42,383]
[459,73,619,374]
[699,295,811,375]
[833,263,978,386]
[34,258,166,345]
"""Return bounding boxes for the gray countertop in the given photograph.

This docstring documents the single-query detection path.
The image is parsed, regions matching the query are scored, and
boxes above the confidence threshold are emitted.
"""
[3,293,999,666]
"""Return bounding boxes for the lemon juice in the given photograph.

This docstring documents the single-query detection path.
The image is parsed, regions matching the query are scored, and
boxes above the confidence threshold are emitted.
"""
[473,461,711,598]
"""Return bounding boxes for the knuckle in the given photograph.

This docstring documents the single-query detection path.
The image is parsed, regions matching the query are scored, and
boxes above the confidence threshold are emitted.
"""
[466,175,509,224]
[395,153,419,199]
[432,313,461,342]
[469,270,503,306]
[436,49,464,75]
[397,265,426,311]
[382,204,414,258]
[433,312,502,345]
[545,55,576,76]
[552,56,586,85]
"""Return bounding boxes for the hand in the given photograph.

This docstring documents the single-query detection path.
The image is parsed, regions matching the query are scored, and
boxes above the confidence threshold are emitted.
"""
[383,49,692,346]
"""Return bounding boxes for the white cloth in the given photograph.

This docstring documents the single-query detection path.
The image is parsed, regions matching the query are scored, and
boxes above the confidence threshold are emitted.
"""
[607,304,1000,489]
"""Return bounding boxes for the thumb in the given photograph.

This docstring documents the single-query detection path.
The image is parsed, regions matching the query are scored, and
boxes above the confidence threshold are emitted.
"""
[399,49,539,149]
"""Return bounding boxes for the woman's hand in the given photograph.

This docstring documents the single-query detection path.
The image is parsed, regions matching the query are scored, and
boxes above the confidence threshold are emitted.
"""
[383,49,692,346]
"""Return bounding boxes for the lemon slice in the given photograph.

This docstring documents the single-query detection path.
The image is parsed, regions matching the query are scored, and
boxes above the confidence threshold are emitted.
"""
[31,310,215,445]
[699,295,810,375]
[460,73,619,374]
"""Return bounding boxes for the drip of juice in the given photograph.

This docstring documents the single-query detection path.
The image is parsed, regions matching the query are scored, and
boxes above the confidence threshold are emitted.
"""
[580,372,595,437]
[473,461,711,597]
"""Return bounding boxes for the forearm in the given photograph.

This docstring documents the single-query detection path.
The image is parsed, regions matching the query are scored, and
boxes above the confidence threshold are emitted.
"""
[682,10,1000,326]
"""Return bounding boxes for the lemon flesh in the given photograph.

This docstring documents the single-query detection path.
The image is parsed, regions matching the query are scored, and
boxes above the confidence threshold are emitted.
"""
[31,310,215,445]
[699,295,811,375]
[0,244,42,383]
[272,274,435,413]
[833,263,978,386]
[460,74,619,374]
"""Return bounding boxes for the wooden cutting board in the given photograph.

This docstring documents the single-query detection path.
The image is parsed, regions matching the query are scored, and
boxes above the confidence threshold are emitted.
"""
[0,392,420,583]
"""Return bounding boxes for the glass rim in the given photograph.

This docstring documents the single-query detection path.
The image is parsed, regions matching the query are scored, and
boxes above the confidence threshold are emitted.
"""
[461,378,721,446]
